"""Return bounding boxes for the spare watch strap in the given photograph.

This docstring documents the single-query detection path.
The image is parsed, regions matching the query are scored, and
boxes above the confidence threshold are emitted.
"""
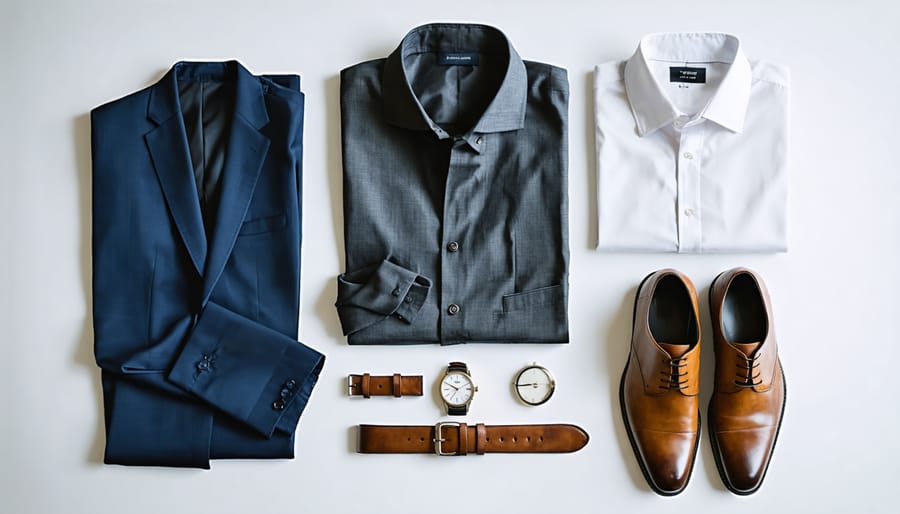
[357,423,589,455]
[348,373,423,398]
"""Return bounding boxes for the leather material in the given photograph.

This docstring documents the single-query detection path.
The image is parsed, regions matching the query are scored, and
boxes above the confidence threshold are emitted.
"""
[620,269,701,496]
[447,405,467,416]
[709,267,786,495]
[348,373,423,398]
[357,424,589,454]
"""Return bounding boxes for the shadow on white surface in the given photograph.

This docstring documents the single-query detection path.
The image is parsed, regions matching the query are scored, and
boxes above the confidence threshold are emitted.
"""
[313,74,346,343]
[73,112,105,465]
[697,280,730,493]
[347,425,357,454]
[582,71,598,250]
[602,280,651,492]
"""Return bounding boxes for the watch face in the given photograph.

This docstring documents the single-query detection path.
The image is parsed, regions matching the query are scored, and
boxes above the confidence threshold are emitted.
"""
[440,371,475,407]
[515,365,555,406]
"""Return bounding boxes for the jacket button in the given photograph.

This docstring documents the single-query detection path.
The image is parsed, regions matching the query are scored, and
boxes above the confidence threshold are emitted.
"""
[273,400,285,410]
[447,241,459,252]
[447,303,460,315]
[286,379,296,389]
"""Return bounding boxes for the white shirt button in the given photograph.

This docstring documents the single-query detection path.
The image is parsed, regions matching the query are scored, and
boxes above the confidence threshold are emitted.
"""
[684,208,695,217]
[683,152,694,160]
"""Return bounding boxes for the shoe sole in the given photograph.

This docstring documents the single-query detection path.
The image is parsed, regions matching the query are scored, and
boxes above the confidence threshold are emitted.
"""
[707,270,788,496]
[619,270,701,497]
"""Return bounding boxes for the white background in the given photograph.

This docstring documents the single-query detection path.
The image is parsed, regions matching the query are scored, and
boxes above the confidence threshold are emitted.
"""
[2,0,898,512]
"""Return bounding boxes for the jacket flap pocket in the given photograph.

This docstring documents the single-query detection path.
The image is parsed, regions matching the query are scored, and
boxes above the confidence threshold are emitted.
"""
[502,284,564,312]
[239,213,286,236]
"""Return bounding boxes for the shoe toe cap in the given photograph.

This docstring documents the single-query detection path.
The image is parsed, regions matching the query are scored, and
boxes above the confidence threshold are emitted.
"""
[713,427,778,494]
[633,429,699,495]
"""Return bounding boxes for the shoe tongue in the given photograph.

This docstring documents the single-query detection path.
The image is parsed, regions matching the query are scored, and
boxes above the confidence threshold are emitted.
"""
[732,342,762,358]
[657,342,691,358]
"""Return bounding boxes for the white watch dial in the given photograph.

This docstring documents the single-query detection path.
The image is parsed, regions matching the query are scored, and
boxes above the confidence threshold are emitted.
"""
[440,372,474,406]
[515,365,555,406]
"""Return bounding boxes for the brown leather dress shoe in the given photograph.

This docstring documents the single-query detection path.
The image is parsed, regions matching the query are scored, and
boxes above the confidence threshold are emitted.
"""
[620,269,701,496]
[709,268,786,495]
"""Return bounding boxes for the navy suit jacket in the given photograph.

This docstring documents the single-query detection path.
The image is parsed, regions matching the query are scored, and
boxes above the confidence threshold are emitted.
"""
[91,61,324,468]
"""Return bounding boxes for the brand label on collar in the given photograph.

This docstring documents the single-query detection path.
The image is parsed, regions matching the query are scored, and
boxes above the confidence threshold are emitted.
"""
[669,66,707,83]
[438,52,480,66]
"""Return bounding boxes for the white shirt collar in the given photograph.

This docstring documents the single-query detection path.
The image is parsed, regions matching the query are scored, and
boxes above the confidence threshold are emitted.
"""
[623,33,753,136]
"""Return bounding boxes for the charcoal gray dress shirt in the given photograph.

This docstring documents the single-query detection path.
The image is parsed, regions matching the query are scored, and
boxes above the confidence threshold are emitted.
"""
[337,23,569,345]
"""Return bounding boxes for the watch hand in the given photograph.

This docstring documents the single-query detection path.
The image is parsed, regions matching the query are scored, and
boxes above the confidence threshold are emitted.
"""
[517,382,540,387]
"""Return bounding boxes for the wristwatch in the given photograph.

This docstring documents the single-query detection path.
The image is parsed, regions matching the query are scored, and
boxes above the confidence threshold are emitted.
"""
[439,362,477,416]
[514,363,556,406]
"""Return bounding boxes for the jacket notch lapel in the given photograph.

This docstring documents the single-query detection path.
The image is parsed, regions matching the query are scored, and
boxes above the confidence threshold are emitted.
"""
[145,77,207,275]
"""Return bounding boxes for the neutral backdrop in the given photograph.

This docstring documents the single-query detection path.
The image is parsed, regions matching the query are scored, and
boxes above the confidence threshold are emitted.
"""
[2,0,898,513]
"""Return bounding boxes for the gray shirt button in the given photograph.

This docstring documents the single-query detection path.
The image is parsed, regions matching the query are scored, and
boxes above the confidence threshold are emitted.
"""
[447,241,460,252]
[447,303,460,315]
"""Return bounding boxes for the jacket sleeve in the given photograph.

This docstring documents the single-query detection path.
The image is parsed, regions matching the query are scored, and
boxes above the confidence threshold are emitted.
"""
[335,259,431,335]
[167,301,323,437]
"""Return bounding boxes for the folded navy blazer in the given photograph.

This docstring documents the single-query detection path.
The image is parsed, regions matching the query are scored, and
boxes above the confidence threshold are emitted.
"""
[91,61,324,468]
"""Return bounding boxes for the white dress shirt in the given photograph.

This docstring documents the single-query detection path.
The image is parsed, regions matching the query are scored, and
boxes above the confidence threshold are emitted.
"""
[594,33,789,253]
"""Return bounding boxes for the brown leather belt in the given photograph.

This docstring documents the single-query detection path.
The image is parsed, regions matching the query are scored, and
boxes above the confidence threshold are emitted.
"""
[357,423,589,455]
[347,373,423,398]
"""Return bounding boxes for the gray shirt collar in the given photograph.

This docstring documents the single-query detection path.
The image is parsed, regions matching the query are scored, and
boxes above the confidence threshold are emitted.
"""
[382,23,528,139]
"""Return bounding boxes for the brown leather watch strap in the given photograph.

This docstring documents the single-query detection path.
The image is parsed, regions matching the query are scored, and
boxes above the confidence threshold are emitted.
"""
[348,373,423,398]
[357,423,589,455]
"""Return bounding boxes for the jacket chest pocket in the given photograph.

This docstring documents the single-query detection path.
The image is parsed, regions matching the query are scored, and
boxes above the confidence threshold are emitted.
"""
[238,213,286,236]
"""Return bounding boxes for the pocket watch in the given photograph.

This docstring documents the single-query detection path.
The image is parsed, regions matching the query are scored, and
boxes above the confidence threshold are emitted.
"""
[514,363,555,406]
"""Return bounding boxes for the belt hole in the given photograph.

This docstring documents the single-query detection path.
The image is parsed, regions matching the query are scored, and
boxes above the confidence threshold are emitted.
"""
[420,437,425,442]
[539,436,544,442]
[377,384,382,389]
[512,436,517,443]
[407,437,411,442]
[498,437,503,442]
[526,436,531,442]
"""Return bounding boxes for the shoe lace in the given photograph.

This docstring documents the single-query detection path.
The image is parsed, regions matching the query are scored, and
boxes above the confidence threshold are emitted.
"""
[659,357,688,390]
[734,353,762,387]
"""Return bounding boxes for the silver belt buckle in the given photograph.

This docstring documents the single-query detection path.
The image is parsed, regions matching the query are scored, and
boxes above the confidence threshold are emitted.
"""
[347,375,356,396]
[433,422,460,456]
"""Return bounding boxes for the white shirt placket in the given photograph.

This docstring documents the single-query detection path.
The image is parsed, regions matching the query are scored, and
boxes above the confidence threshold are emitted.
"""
[675,119,704,253]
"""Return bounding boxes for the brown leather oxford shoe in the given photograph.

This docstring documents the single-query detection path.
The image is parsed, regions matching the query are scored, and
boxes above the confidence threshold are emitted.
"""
[620,269,701,496]
[708,268,786,495]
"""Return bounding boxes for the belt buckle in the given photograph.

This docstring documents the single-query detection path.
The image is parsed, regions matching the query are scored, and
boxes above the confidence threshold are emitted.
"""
[433,422,460,456]
[347,375,356,396]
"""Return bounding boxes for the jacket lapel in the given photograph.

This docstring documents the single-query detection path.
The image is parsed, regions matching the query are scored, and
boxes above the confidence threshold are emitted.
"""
[145,67,207,275]
[200,67,270,305]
